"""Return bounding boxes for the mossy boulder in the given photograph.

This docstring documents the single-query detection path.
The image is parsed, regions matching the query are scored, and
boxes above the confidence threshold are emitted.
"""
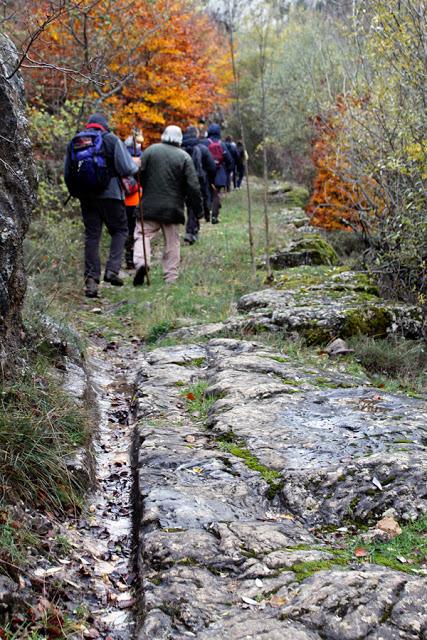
[233,267,425,343]
[270,235,340,269]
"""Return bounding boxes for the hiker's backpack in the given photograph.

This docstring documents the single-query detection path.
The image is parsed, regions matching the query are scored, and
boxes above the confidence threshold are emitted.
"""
[208,139,224,168]
[67,130,111,197]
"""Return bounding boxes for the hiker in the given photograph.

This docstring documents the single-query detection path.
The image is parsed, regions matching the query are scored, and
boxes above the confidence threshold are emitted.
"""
[64,113,139,298]
[133,125,202,285]
[236,140,247,188]
[182,126,216,244]
[123,132,144,268]
[224,135,239,191]
[200,123,232,224]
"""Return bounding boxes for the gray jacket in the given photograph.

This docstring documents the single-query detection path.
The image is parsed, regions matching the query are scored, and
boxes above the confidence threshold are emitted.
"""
[64,129,138,201]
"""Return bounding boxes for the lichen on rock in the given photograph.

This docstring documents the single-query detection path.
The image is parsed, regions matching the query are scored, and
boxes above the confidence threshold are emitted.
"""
[0,34,37,362]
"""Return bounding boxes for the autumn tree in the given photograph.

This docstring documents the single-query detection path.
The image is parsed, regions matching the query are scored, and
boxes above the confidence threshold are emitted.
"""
[21,0,231,139]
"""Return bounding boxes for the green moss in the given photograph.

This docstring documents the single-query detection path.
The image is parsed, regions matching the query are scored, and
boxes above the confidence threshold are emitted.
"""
[178,357,206,368]
[342,307,392,338]
[218,440,283,498]
[290,558,347,582]
[292,234,340,266]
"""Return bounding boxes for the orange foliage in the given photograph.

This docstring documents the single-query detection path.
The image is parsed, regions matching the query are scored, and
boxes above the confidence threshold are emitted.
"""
[25,0,231,142]
[307,98,371,231]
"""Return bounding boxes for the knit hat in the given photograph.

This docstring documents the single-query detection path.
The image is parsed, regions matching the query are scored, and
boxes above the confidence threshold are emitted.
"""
[87,113,110,131]
[161,125,183,146]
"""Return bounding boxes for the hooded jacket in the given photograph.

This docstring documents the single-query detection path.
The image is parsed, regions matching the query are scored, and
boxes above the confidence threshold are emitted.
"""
[64,113,138,201]
[199,123,233,188]
[139,142,202,224]
[182,129,216,184]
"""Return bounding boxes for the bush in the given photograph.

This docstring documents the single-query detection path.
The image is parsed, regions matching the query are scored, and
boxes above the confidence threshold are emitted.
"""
[349,335,427,391]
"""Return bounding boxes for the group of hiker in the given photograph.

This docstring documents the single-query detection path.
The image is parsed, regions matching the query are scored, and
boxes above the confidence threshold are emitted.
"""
[64,113,247,298]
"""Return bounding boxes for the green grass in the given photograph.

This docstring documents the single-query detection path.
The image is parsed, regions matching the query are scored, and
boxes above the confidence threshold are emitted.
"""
[25,190,288,342]
[182,381,216,420]
[348,514,427,574]
[0,354,89,514]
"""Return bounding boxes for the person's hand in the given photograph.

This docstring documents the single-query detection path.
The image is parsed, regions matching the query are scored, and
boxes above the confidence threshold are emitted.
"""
[133,156,141,168]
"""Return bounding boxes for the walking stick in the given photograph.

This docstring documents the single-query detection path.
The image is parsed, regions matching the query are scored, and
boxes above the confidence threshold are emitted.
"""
[133,128,150,286]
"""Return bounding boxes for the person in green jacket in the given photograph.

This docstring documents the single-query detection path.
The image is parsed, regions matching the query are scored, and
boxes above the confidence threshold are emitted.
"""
[133,125,202,285]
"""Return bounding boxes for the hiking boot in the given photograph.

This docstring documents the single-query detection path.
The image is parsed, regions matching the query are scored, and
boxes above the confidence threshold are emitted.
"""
[211,216,219,224]
[104,270,124,286]
[133,265,148,286]
[85,277,98,298]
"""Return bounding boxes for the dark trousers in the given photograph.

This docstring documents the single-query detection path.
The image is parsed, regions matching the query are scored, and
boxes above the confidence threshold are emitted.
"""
[125,205,137,266]
[185,207,200,239]
[211,188,223,221]
[236,164,245,188]
[80,197,128,281]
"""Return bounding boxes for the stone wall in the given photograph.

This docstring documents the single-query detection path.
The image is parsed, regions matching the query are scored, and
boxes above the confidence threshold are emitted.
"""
[0,33,36,363]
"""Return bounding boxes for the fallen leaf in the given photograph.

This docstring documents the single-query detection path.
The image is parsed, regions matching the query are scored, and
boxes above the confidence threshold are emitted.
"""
[396,555,407,563]
[354,547,369,558]
[269,594,287,607]
[185,435,196,443]
[255,578,263,588]
[191,467,203,474]
[241,595,258,605]
[186,392,196,401]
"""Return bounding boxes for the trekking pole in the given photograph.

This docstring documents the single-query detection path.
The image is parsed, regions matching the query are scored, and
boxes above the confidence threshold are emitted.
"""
[133,128,150,286]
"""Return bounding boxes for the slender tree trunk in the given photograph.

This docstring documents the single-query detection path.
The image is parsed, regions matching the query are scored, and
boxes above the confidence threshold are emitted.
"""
[229,29,256,276]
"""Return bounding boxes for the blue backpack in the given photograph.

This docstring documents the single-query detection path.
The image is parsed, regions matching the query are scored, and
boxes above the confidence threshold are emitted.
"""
[67,130,111,197]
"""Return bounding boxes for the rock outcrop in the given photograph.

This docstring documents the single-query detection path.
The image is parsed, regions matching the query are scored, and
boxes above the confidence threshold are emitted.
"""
[0,34,36,362]
[133,339,427,639]
[171,266,425,343]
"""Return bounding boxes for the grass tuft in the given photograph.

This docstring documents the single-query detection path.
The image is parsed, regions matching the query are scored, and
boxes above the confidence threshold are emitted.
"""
[0,355,88,514]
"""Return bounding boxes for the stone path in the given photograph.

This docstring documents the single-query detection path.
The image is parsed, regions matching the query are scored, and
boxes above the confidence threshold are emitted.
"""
[133,338,427,639]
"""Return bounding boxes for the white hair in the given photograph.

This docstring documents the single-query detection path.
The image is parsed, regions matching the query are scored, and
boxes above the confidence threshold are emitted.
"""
[161,125,183,146]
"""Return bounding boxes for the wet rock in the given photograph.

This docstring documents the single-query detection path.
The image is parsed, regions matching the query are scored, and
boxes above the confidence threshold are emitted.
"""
[270,235,339,269]
[0,34,37,363]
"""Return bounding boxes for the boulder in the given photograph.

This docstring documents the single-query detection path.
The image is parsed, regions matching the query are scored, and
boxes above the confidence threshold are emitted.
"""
[235,266,425,342]
[0,34,37,363]
[270,235,339,269]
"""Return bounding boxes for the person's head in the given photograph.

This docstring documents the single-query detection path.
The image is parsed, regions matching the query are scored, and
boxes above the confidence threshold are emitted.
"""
[207,123,221,139]
[87,113,110,132]
[124,135,142,157]
[161,125,183,146]
[225,135,232,142]
[185,125,199,138]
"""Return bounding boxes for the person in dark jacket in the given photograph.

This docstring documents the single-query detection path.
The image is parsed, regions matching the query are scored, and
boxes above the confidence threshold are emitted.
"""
[224,135,239,191]
[182,126,216,244]
[133,125,202,285]
[64,113,138,298]
[235,140,247,188]
[200,123,232,223]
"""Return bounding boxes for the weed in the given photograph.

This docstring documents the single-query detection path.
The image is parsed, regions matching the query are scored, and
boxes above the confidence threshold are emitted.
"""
[348,514,427,574]
[182,381,216,420]
[0,355,89,513]
[349,336,427,394]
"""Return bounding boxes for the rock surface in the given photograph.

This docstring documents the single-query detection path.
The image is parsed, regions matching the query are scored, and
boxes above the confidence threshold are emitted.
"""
[270,235,339,269]
[133,339,427,639]
[0,34,36,362]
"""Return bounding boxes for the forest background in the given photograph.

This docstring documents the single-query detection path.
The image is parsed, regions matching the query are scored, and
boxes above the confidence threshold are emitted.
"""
[3,0,427,305]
